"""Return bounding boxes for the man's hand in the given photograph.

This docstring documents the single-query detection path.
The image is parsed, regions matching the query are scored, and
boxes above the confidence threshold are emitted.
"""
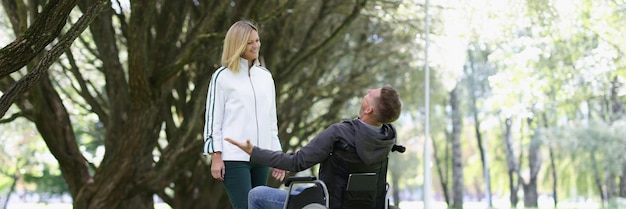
[224,137,253,155]
[271,168,287,181]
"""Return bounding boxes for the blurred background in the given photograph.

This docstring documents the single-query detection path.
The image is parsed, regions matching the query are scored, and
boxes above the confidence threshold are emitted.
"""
[0,0,625,208]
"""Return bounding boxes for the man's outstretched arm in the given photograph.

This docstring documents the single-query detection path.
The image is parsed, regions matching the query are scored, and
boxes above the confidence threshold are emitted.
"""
[225,125,340,172]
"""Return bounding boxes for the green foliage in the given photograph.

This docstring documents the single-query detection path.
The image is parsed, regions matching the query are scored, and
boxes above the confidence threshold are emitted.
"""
[22,166,69,195]
[540,120,626,198]
[388,143,420,190]
[0,146,12,193]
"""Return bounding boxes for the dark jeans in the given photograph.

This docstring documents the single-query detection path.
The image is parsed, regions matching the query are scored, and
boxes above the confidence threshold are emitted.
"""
[223,161,269,209]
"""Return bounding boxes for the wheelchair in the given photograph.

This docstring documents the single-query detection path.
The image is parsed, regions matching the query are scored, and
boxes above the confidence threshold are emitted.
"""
[282,144,405,209]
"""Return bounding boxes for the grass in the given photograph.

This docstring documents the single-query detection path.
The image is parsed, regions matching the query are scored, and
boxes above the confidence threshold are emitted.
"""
[6,201,611,209]
[397,201,604,209]
[6,203,173,209]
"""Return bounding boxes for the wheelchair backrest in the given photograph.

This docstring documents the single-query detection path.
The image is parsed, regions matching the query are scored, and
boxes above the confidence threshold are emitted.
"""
[319,145,390,209]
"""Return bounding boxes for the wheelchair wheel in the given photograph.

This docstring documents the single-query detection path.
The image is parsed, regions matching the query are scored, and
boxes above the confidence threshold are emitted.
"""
[302,203,329,209]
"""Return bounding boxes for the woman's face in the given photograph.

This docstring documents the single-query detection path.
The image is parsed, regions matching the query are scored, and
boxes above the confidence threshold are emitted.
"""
[241,29,260,62]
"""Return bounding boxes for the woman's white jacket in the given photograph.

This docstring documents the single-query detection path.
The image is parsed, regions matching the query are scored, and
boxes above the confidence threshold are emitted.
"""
[203,59,282,161]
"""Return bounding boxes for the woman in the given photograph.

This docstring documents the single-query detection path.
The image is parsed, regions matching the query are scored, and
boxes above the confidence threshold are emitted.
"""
[203,20,285,209]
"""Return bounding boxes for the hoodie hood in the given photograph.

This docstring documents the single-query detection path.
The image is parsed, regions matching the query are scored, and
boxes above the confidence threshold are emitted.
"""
[350,119,396,164]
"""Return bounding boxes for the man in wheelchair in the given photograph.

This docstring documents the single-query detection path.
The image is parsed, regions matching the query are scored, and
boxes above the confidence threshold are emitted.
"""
[225,86,403,209]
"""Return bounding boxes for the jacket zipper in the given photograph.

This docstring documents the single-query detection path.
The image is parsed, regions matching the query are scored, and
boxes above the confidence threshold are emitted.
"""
[248,68,260,146]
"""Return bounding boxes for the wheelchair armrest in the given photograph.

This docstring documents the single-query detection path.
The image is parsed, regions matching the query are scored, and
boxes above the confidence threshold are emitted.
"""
[284,176,317,187]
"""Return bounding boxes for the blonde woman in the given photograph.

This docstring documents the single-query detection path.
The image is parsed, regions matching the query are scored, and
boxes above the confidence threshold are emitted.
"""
[203,20,286,209]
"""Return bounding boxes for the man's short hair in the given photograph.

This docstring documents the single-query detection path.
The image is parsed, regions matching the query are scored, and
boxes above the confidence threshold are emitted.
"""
[375,86,402,123]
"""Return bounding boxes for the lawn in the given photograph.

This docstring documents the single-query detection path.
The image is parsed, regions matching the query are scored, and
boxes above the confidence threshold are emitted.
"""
[6,201,607,209]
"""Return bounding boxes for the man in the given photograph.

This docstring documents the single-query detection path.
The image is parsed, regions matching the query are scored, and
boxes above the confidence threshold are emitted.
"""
[225,86,402,209]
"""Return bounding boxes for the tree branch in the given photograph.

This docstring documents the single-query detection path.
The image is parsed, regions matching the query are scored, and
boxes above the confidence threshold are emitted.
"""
[0,0,79,78]
[0,0,110,119]
[277,0,367,81]
[0,112,22,123]
[64,49,108,126]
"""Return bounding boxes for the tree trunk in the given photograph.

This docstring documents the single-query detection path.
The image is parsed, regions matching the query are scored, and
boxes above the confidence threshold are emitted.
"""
[502,117,519,207]
[391,172,400,207]
[612,76,626,198]
[0,174,17,209]
[450,86,463,209]
[168,161,232,209]
[467,63,491,208]
[432,129,451,206]
[619,163,626,198]
[548,145,558,207]
[607,173,618,204]
[608,76,623,204]
[591,152,606,206]
[522,119,541,208]
[609,76,624,123]
[31,75,91,198]
[542,113,558,207]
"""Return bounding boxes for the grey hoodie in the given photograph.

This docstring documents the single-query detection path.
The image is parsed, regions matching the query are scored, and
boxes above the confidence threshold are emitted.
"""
[250,118,397,208]
[250,118,396,172]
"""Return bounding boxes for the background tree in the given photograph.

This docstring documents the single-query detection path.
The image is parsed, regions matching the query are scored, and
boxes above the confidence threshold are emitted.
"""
[449,85,464,209]
[465,42,496,208]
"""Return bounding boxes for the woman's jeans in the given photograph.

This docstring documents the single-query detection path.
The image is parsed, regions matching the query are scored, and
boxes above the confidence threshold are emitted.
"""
[223,161,269,209]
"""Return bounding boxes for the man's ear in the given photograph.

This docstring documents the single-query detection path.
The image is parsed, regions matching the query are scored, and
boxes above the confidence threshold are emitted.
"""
[364,107,374,114]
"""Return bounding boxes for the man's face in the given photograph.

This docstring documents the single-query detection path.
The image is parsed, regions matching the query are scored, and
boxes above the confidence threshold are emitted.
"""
[359,88,382,116]
[241,29,260,62]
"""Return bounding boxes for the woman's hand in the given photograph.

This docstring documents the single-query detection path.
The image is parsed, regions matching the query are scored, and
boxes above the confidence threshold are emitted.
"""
[210,152,225,181]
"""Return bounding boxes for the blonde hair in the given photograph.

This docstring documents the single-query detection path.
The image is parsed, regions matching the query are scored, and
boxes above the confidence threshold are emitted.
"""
[221,20,258,74]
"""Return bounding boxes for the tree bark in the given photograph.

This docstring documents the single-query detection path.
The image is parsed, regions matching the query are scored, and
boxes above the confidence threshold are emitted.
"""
[450,86,463,209]
[502,118,519,207]
[542,113,558,207]
[522,118,541,208]
[0,0,78,78]
[0,0,109,118]
[391,172,400,207]
[466,57,492,208]
[591,152,606,206]
[619,163,626,198]
[432,128,451,206]
[0,173,17,209]
[609,76,624,123]
[548,144,558,207]
[607,173,618,203]
[609,76,626,199]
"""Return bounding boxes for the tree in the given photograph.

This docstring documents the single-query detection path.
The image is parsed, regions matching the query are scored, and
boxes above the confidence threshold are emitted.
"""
[465,42,495,208]
[1,0,427,208]
[450,85,464,209]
